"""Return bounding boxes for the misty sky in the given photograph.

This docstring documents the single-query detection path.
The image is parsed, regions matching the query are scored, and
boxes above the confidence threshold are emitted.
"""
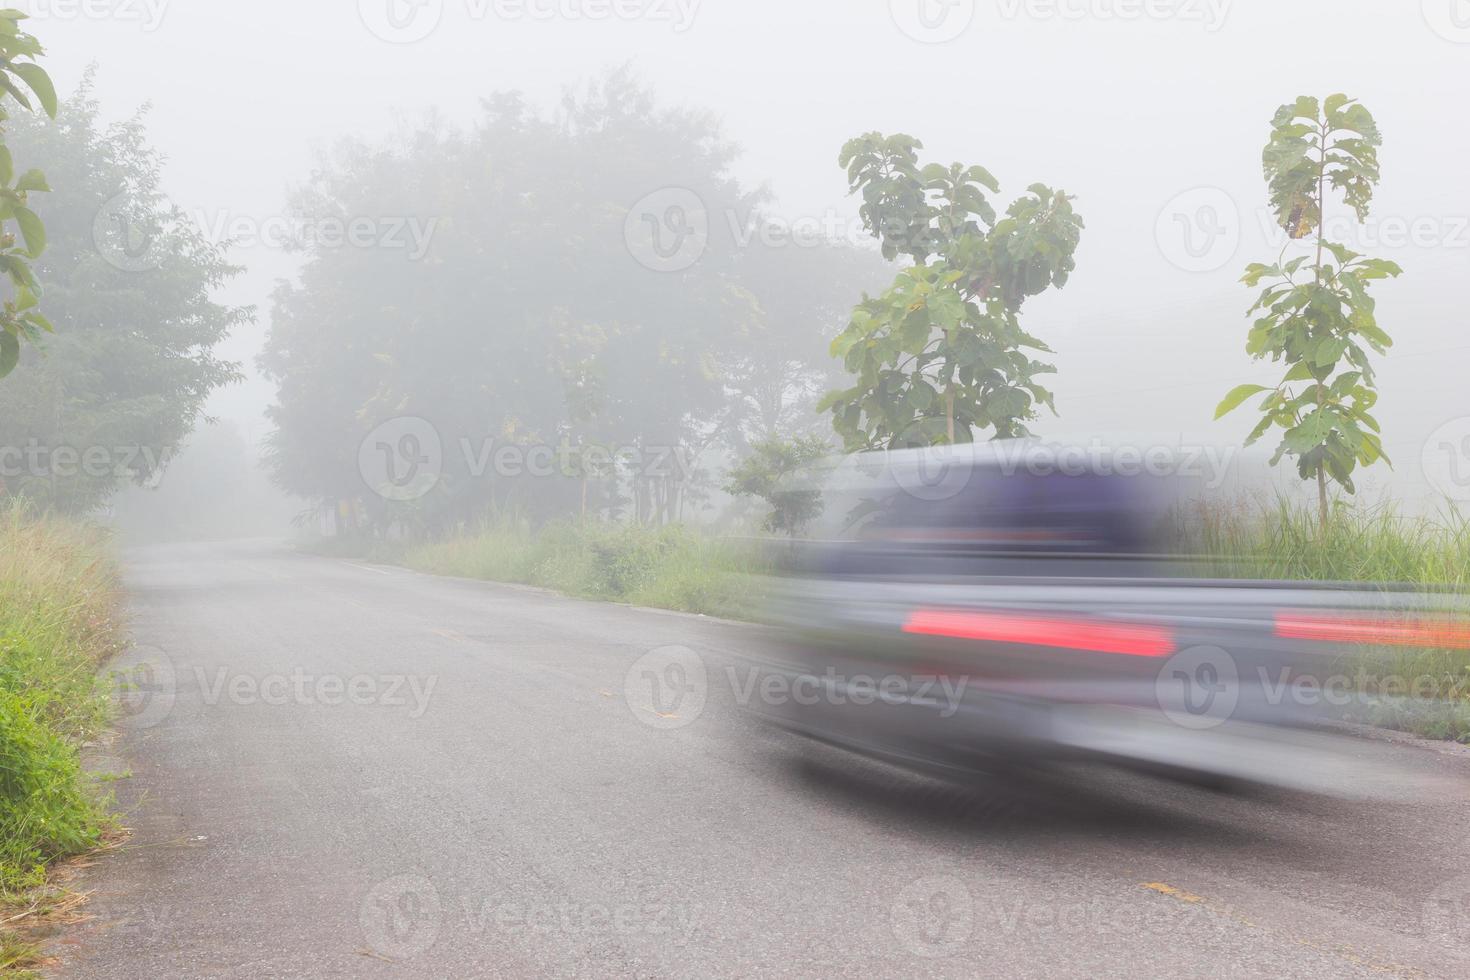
[32,0,1470,505]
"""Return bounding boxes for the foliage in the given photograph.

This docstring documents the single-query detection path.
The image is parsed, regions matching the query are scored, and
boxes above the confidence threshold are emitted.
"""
[0,75,246,513]
[401,518,762,617]
[0,9,58,381]
[820,133,1084,450]
[0,505,121,893]
[1199,499,1470,740]
[262,70,886,536]
[723,435,829,538]
[1215,95,1402,526]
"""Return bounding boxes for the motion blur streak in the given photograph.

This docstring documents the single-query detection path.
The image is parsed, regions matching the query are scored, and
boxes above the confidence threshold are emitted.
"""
[1274,612,1470,649]
[900,609,1177,658]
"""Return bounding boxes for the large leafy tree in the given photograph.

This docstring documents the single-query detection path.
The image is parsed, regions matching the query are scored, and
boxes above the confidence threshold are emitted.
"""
[820,134,1083,449]
[0,77,246,511]
[0,10,59,378]
[262,71,885,535]
[1215,95,1400,527]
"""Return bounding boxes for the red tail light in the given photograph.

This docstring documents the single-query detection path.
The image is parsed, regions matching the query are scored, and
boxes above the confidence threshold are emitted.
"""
[901,610,1177,658]
[1275,613,1470,649]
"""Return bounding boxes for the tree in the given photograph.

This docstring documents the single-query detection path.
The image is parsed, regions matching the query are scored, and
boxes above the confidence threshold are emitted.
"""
[261,70,887,537]
[0,76,245,512]
[819,133,1083,450]
[0,10,58,379]
[724,435,829,538]
[1215,95,1401,528]
[722,236,891,448]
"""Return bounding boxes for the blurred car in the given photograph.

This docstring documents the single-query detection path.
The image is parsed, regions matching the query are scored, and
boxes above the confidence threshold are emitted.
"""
[743,442,1470,796]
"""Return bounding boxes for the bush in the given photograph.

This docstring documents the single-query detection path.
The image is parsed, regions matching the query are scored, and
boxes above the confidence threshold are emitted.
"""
[0,505,121,890]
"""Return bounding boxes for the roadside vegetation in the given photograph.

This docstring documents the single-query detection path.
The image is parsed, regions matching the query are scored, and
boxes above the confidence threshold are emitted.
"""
[402,520,763,619]
[0,505,123,974]
[1202,502,1470,739]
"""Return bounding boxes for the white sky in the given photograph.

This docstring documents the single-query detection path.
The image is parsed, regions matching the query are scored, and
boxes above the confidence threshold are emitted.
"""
[30,0,1470,506]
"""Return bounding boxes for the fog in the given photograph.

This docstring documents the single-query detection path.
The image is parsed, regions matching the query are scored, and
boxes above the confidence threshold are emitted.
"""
[17,0,1470,531]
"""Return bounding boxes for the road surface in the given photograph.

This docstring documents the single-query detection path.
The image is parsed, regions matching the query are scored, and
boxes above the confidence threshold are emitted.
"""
[53,540,1470,978]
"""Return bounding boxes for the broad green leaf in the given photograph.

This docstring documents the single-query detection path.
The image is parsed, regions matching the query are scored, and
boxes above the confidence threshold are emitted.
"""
[12,62,58,117]
[14,168,48,193]
[1214,383,1270,419]
[0,329,16,378]
[13,205,44,256]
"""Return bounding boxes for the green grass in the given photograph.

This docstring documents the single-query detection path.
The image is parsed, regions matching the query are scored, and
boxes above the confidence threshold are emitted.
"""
[403,519,766,618]
[0,504,122,916]
[1196,499,1470,588]
[1199,500,1470,739]
[391,503,1470,740]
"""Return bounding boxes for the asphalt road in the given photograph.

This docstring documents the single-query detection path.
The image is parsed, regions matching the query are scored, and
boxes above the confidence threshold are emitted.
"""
[52,539,1470,978]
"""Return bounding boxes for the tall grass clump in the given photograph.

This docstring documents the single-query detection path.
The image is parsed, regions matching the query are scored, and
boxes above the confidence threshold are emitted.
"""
[1196,499,1470,739]
[0,504,122,892]
[1197,498,1470,588]
[404,519,766,617]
